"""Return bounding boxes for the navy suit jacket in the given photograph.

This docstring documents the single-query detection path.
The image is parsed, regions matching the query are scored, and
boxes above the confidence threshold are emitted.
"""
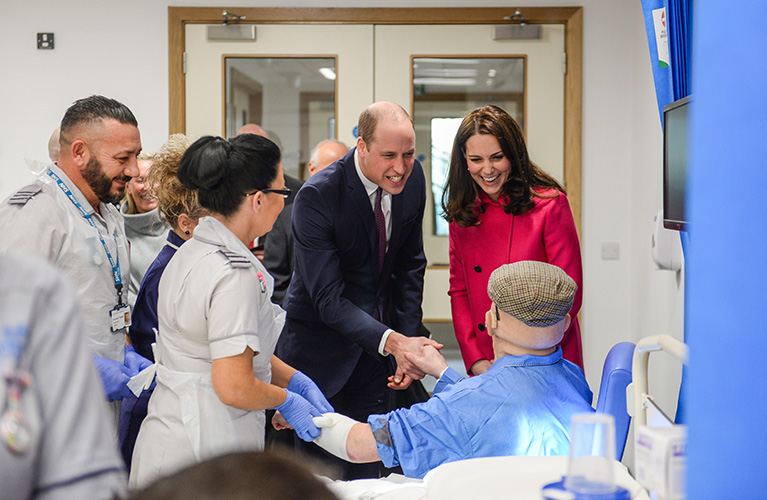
[278,148,426,398]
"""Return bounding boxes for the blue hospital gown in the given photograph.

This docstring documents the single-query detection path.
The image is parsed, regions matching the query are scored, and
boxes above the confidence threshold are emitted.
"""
[368,348,593,479]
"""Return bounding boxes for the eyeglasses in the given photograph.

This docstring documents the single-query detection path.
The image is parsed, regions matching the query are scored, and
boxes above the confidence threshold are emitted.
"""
[246,188,292,199]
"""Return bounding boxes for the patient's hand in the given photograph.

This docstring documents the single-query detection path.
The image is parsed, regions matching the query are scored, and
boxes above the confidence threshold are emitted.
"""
[272,411,291,430]
[404,345,448,379]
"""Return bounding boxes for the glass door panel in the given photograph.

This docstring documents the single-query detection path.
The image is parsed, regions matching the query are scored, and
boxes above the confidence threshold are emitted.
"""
[413,56,526,237]
[224,56,336,179]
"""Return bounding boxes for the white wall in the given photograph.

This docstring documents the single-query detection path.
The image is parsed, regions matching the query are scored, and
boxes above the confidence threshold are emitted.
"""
[0,0,683,429]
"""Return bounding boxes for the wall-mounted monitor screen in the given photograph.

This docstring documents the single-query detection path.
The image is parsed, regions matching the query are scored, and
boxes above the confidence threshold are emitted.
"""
[663,95,692,231]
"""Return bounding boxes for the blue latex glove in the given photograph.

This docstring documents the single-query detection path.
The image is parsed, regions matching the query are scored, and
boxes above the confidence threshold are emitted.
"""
[124,344,153,377]
[94,356,133,402]
[288,370,334,414]
[272,390,322,442]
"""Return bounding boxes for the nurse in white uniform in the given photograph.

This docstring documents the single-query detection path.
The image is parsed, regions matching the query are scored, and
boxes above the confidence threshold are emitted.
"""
[130,134,332,488]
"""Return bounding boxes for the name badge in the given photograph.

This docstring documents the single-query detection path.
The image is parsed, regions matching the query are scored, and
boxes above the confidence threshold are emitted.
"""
[110,303,132,332]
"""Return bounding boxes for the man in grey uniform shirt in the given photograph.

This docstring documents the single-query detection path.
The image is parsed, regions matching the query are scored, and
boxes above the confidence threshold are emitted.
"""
[0,95,152,420]
[0,251,127,499]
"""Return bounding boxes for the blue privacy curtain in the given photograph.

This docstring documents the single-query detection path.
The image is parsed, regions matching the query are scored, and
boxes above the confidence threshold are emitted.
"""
[641,0,693,122]
[641,0,693,423]
[687,2,767,496]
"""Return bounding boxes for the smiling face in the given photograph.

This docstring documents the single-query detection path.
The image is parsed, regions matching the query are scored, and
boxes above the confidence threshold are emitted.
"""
[126,159,158,213]
[357,118,415,195]
[78,119,142,207]
[464,133,512,202]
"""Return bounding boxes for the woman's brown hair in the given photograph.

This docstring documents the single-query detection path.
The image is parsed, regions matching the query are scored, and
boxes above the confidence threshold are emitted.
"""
[441,105,564,228]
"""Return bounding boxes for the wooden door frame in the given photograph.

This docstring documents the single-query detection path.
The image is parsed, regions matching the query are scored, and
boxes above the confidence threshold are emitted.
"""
[168,7,583,233]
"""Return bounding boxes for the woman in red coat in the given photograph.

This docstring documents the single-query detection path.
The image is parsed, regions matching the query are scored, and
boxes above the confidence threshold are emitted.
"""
[443,105,583,375]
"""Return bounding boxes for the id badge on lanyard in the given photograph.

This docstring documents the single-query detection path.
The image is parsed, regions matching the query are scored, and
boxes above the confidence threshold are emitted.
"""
[48,169,131,332]
[111,302,131,331]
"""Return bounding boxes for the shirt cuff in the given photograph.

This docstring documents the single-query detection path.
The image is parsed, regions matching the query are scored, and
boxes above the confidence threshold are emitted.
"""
[378,329,394,356]
[433,367,464,395]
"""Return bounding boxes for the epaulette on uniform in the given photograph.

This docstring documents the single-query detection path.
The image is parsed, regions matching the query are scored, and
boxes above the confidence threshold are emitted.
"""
[8,184,43,206]
[218,249,252,269]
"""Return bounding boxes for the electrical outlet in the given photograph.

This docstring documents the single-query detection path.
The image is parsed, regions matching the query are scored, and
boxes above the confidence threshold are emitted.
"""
[37,33,54,50]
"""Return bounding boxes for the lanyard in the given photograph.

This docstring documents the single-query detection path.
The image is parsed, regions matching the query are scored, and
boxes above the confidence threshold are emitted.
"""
[47,169,124,301]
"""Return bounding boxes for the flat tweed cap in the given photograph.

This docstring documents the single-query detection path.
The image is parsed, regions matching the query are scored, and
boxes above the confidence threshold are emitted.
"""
[487,261,577,327]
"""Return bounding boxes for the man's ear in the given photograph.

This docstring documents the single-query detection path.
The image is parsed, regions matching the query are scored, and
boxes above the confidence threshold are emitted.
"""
[70,140,89,167]
[356,136,367,157]
[563,313,572,331]
[486,308,497,336]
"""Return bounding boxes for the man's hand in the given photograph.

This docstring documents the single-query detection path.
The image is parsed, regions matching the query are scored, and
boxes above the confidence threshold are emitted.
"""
[404,345,448,378]
[384,332,443,388]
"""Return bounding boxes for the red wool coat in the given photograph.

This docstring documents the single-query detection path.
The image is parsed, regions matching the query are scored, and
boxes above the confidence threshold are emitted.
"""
[448,189,584,372]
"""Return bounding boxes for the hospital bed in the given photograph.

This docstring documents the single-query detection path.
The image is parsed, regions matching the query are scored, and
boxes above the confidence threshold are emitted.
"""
[325,341,654,500]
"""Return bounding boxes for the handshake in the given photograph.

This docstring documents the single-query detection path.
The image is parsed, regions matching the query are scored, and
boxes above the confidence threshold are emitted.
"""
[274,344,450,455]
[383,332,446,390]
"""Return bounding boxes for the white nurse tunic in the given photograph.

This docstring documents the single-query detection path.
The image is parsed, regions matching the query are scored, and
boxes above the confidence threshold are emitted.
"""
[129,217,285,488]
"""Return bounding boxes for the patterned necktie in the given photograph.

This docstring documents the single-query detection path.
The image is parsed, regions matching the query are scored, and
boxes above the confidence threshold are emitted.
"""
[374,187,386,272]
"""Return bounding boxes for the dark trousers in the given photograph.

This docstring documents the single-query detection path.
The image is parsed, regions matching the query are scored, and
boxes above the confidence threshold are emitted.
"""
[294,351,390,480]
[118,388,152,470]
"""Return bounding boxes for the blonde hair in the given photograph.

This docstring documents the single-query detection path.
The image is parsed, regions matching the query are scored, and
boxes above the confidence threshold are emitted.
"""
[122,153,155,215]
[149,134,204,228]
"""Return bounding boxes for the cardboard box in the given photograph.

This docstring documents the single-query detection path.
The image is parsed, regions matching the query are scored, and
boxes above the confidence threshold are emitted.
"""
[635,425,687,499]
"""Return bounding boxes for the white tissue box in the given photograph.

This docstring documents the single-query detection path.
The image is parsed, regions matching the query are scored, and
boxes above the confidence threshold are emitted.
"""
[635,425,687,499]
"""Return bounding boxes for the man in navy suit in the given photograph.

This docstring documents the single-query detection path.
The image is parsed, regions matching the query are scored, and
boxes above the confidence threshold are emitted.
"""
[278,101,440,479]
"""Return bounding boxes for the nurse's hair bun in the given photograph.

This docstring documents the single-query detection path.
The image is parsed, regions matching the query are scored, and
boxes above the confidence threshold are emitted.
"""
[176,133,281,217]
[177,136,232,191]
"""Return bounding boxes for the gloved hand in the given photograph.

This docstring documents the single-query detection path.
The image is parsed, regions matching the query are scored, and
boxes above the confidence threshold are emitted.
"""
[124,345,153,377]
[312,412,358,461]
[288,371,334,413]
[272,390,322,442]
[93,356,133,402]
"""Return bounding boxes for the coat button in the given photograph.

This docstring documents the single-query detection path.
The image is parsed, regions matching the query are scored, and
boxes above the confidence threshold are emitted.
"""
[474,265,482,273]
[478,323,486,331]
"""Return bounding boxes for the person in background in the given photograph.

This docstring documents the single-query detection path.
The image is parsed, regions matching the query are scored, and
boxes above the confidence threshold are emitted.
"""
[0,252,127,499]
[236,122,269,138]
[442,104,584,376]
[263,139,348,306]
[306,261,593,479]
[119,133,202,469]
[121,152,168,307]
[48,126,61,162]
[130,134,331,488]
[0,95,152,423]
[235,123,302,256]
[127,451,339,500]
[278,101,440,479]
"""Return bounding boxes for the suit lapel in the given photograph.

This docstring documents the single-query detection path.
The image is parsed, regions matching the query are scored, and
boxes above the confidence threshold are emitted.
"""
[342,150,379,267]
